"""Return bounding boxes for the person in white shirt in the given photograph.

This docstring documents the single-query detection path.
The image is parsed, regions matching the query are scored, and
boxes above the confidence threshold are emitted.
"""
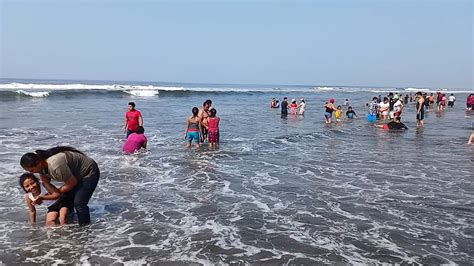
[378,97,390,120]
[392,95,404,118]
[448,93,456,108]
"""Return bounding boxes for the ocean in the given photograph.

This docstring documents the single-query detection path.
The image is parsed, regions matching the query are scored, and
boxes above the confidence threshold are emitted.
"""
[0,79,473,264]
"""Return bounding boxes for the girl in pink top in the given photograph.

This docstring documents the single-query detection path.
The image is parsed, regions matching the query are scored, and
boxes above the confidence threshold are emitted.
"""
[207,108,220,149]
[123,126,147,154]
[289,99,298,114]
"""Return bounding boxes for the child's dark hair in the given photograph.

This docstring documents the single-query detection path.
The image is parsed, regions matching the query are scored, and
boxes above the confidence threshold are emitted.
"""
[337,105,342,109]
[192,107,199,117]
[210,108,217,117]
[128,102,136,107]
[136,126,145,134]
[20,146,82,169]
[19,173,39,193]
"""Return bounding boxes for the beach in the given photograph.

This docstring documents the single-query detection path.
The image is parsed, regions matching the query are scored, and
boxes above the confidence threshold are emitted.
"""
[0,80,473,264]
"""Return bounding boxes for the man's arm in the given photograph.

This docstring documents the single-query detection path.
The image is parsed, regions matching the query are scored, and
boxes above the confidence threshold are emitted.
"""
[123,117,128,133]
[40,182,61,201]
[138,113,143,127]
[142,137,147,149]
[58,177,78,194]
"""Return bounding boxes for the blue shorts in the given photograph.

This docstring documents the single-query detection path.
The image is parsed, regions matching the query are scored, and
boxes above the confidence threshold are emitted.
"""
[187,131,200,142]
[367,114,377,122]
[324,112,332,119]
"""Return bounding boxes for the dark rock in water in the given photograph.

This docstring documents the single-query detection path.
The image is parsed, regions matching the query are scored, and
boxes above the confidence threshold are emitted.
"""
[420,255,450,264]
[163,210,186,219]
[269,235,329,256]
[123,224,153,234]
[116,247,152,260]
[248,250,276,260]
[152,212,167,221]
[190,205,218,216]
[88,255,118,265]
[190,229,213,241]
[199,243,246,256]
[132,232,156,245]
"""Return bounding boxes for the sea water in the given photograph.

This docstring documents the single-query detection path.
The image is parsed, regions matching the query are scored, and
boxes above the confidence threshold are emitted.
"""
[0,80,473,264]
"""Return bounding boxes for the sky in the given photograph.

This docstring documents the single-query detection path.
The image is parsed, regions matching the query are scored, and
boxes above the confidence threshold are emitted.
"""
[0,0,472,88]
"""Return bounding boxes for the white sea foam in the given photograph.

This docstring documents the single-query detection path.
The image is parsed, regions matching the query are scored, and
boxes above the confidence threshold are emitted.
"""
[124,89,159,97]
[1,82,472,94]
[16,90,49,97]
[315,86,334,91]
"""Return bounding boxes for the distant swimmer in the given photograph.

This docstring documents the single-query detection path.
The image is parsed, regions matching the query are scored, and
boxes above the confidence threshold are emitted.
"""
[271,98,278,108]
[375,116,408,130]
[123,126,147,154]
[343,99,349,106]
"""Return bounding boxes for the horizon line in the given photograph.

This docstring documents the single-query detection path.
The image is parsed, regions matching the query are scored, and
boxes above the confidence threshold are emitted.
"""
[0,77,470,90]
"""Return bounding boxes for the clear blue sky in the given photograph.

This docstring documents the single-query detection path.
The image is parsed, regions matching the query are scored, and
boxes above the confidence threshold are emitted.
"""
[1,0,472,88]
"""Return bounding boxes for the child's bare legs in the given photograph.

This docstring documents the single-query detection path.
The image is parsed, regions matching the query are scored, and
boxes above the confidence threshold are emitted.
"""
[59,207,69,225]
[46,212,59,226]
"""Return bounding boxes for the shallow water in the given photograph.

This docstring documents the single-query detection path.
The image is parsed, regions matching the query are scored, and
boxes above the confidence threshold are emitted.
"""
[0,85,473,264]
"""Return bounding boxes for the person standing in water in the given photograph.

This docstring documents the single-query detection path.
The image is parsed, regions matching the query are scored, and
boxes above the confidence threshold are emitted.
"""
[324,98,337,124]
[185,107,203,148]
[448,94,456,108]
[281,97,289,117]
[198,99,212,143]
[346,106,357,119]
[367,97,379,122]
[416,91,425,127]
[122,102,143,138]
[207,108,220,149]
[289,99,298,115]
[298,98,306,115]
[20,146,100,226]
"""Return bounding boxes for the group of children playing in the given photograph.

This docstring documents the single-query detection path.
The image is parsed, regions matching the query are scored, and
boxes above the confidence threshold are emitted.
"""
[323,98,357,124]
[185,99,220,149]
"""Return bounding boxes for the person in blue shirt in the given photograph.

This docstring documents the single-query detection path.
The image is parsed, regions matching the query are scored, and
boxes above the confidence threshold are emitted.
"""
[346,106,357,119]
